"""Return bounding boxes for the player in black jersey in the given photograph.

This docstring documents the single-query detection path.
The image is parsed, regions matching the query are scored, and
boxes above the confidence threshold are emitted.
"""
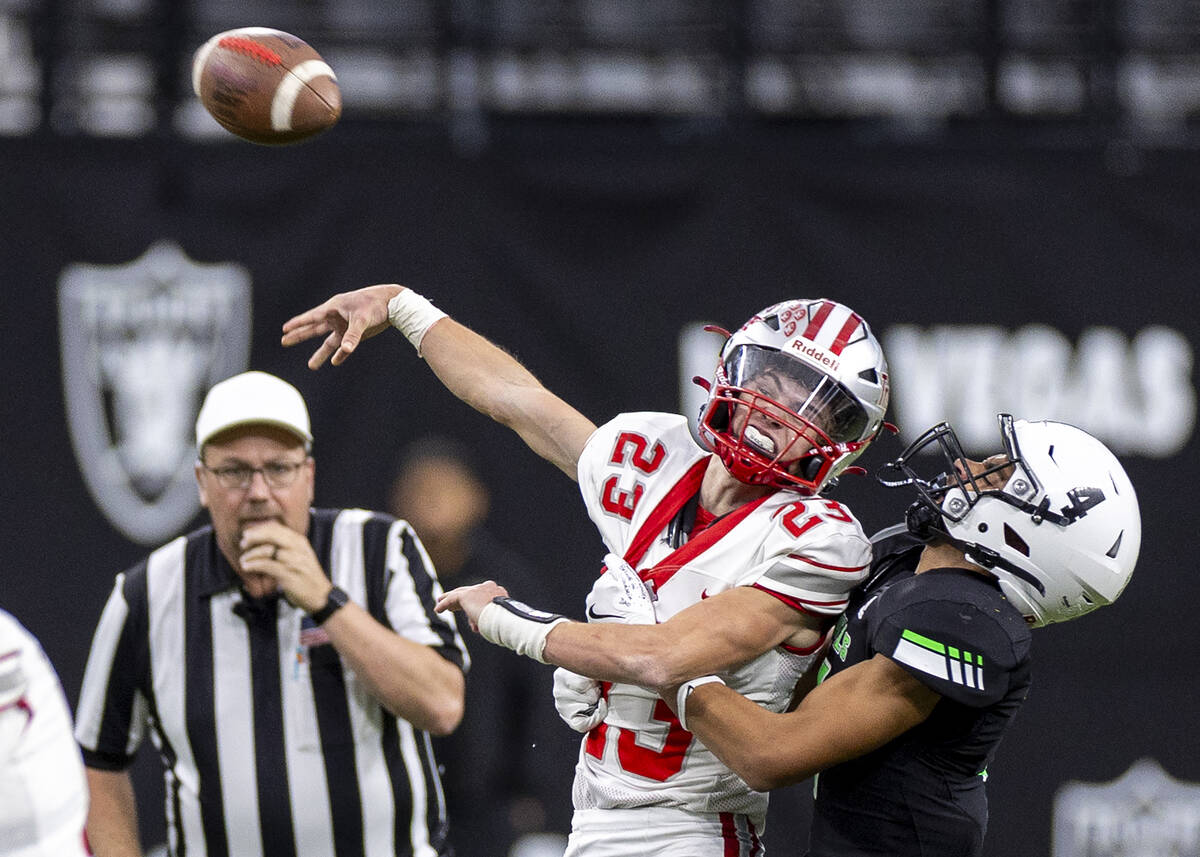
[670,414,1142,857]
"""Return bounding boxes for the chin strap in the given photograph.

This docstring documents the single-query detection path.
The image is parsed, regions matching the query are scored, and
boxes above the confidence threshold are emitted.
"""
[904,499,940,541]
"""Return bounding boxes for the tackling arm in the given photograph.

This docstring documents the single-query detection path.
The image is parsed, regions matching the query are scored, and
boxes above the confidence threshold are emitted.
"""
[673,653,940,791]
[547,586,827,688]
[281,284,596,479]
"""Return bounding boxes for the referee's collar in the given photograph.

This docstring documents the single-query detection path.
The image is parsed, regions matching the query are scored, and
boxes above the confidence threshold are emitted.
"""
[195,513,318,598]
[197,537,240,598]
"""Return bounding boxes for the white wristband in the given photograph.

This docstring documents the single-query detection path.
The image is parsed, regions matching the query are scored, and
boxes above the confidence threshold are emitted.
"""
[477,599,569,664]
[676,675,725,732]
[386,289,448,355]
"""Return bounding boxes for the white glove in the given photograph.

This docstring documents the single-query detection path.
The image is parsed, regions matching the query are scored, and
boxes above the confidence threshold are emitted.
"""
[553,667,607,733]
[585,553,658,625]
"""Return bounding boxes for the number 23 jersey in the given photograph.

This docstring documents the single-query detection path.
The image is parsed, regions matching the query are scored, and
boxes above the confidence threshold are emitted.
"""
[574,411,872,817]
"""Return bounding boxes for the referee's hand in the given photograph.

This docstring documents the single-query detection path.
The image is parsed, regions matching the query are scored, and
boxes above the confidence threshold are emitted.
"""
[240,521,332,613]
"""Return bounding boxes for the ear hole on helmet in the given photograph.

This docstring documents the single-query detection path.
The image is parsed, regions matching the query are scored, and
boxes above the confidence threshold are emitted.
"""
[1106,531,1124,559]
[710,402,730,431]
[858,368,878,383]
[1003,523,1031,557]
[799,457,823,481]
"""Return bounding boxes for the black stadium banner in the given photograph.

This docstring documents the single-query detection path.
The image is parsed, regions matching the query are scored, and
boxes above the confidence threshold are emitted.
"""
[3,128,1197,857]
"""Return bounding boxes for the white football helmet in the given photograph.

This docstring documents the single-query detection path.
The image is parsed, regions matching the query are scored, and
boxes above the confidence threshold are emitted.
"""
[697,299,890,494]
[881,415,1141,627]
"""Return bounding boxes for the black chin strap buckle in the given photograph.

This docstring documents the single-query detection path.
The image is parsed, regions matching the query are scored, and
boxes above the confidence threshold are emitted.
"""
[904,500,940,541]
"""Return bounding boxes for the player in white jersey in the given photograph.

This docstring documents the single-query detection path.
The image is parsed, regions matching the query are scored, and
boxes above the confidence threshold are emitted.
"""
[0,609,89,857]
[283,286,891,855]
[565,410,872,819]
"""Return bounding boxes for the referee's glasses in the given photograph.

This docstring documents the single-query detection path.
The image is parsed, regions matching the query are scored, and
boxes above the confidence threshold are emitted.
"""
[201,459,308,490]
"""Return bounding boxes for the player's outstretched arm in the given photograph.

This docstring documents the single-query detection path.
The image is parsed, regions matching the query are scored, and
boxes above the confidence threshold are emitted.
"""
[670,653,939,791]
[282,284,597,479]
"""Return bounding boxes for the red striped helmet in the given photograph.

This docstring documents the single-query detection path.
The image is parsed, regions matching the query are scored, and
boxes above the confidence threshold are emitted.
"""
[698,299,890,494]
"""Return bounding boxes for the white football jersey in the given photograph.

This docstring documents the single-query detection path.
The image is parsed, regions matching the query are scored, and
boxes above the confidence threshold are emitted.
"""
[0,610,89,857]
[573,412,872,818]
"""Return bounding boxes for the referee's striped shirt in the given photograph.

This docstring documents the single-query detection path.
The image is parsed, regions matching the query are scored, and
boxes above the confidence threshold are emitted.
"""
[75,508,469,857]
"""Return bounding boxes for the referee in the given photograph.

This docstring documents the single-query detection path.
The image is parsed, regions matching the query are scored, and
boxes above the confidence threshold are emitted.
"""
[75,371,468,857]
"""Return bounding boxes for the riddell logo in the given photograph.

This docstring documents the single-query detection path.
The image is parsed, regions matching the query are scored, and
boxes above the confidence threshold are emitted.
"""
[791,340,840,372]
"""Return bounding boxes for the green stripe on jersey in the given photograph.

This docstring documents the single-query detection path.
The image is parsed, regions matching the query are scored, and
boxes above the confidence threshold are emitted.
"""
[894,629,986,691]
[901,628,946,654]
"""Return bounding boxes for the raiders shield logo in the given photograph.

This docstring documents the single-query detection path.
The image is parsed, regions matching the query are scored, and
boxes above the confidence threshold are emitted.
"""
[59,242,251,544]
[1053,758,1200,856]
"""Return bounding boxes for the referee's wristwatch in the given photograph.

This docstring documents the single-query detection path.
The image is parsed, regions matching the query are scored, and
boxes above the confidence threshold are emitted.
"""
[309,585,350,625]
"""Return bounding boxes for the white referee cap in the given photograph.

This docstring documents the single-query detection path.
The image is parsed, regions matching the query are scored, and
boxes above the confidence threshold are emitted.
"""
[195,371,313,449]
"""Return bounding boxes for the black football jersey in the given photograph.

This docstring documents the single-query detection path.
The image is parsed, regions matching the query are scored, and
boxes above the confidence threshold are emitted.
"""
[808,528,1033,857]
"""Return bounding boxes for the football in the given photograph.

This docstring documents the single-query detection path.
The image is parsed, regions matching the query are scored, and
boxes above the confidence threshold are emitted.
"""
[192,28,341,145]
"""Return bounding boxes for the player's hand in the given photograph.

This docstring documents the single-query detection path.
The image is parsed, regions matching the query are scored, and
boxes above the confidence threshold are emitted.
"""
[585,553,657,625]
[239,521,331,613]
[435,581,510,632]
[281,284,404,369]
[552,668,607,733]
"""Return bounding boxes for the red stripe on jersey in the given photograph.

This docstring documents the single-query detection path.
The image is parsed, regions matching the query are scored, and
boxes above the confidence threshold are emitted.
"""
[786,553,869,573]
[801,300,834,341]
[623,457,710,569]
[642,491,773,591]
[781,639,831,655]
[721,812,739,857]
[614,698,691,781]
[584,722,607,759]
[828,311,863,356]
[753,583,847,616]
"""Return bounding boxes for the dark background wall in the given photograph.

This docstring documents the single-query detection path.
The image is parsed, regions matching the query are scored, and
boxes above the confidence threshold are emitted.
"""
[2,123,1197,855]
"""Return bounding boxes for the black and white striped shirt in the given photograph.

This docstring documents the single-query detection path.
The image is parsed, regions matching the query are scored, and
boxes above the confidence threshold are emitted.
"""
[75,508,468,857]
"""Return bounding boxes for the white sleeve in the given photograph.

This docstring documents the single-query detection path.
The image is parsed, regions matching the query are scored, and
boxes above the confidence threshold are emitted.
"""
[748,517,873,617]
[0,611,91,857]
[577,412,697,554]
[0,615,31,764]
[576,415,632,553]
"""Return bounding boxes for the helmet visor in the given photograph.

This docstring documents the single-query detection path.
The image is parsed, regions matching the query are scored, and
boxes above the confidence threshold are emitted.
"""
[723,345,870,445]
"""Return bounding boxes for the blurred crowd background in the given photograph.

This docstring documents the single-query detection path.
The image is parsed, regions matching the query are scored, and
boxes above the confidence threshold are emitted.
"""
[5,0,1200,140]
[2,2,1199,856]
